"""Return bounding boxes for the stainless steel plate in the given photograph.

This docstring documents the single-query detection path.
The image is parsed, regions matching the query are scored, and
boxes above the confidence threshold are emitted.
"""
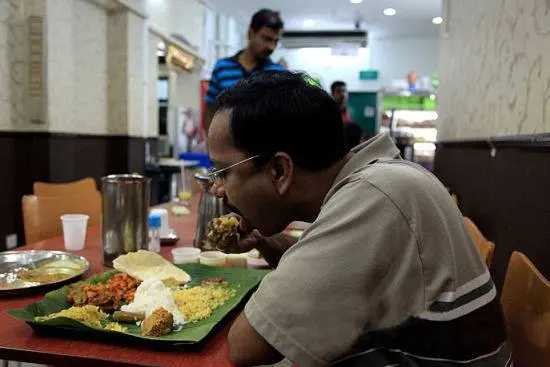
[0,250,89,296]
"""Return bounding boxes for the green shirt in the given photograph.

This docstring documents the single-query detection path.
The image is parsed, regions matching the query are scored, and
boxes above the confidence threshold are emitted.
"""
[245,133,509,366]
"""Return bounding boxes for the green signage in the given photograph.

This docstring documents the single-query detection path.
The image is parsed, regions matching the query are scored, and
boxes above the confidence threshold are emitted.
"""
[382,95,437,111]
[359,70,379,81]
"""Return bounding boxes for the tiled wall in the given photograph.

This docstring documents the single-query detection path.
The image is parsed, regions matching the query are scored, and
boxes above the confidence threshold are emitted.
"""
[0,0,45,131]
[0,0,12,129]
[437,0,550,140]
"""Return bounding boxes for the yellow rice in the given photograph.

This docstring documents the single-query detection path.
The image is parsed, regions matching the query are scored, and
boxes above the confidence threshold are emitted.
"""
[36,305,107,328]
[173,285,234,322]
[104,322,127,333]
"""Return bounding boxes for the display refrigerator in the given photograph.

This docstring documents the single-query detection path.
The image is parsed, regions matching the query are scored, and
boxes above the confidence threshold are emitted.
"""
[379,90,438,171]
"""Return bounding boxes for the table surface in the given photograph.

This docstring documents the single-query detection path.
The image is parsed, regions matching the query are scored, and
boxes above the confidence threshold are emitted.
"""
[0,199,238,367]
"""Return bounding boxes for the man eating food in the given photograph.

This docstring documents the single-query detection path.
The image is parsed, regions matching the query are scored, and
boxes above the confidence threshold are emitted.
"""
[206,71,510,367]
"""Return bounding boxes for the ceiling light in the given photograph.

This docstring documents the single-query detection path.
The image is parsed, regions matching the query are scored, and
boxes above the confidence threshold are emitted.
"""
[303,19,315,27]
[432,16,443,24]
[383,8,396,16]
[350,0,363,4]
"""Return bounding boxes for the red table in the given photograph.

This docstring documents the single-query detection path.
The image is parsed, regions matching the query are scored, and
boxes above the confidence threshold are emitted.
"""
[0,200,237,367]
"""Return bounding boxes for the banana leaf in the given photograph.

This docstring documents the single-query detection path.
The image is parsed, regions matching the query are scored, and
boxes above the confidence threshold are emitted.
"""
[6,264,270,348]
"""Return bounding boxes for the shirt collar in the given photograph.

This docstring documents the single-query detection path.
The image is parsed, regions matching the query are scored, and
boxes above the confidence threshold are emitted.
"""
[230,50,274,68]
[332,132,401,187]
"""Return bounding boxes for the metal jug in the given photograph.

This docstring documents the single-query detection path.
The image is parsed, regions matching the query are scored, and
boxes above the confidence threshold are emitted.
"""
[193,172,229,250]
[101,174,151,266]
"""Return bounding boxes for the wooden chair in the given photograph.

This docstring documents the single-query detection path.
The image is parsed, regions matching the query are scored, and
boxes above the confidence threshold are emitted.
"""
[501,251,550,367]
[33,177,97,197]
[464,217,495,268]
[22,191,101,244]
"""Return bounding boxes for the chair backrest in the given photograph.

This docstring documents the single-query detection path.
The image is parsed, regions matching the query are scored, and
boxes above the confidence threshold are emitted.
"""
[501,251,550,367]
[22,192,101,244]
[464,217,495,267]
[33,178,97,197]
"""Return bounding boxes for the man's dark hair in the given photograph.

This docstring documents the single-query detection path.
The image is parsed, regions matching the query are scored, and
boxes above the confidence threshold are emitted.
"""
[250,9,284,31]
[343,122,363,149]
[214,71,348,171]
[330,81,346,94]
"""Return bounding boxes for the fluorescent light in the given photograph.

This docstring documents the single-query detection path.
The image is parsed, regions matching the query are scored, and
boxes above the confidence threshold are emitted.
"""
[303,19,315,27]
[432,16,443,24]
[350,0,363,4]
[383,7,396,16]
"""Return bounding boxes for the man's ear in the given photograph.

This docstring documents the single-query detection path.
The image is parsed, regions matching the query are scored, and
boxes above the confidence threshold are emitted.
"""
[268,152,293,196]
[247,28,254,41]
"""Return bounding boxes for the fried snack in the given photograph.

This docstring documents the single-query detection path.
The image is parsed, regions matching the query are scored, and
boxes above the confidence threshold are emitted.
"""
[207,216,240,252]
[113,250,191,284]
[113,311,145,323]
[140,307,174,337]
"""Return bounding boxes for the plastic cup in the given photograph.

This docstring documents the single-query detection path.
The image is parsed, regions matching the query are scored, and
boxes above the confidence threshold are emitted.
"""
[227,253,247,268]
[172,247,201,264]
[60,214,89,251]
[247,251,269,269]
[199,251,227,267]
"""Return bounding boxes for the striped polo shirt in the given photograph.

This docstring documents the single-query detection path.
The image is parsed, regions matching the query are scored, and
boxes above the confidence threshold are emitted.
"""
[205,51,284,105]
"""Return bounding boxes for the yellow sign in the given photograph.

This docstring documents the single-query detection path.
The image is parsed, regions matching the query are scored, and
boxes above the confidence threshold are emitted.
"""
[167,45,194,71]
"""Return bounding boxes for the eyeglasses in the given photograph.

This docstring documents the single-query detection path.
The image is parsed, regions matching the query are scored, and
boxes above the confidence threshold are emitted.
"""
[207,155,261,186]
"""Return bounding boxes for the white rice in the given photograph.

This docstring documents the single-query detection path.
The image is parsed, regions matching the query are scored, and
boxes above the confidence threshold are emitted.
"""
[121,279,186,325]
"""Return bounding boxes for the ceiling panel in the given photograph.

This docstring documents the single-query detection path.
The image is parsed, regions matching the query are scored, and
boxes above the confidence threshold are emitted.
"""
[207,0,443,38]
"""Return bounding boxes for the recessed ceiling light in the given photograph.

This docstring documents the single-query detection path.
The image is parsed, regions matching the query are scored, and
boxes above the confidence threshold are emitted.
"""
[303,19,315,27]
[383,7,397,16]
[350,0,363,4]
[432,16,443,24]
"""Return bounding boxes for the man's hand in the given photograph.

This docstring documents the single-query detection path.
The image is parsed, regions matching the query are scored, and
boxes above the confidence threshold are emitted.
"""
[237,223,297,268]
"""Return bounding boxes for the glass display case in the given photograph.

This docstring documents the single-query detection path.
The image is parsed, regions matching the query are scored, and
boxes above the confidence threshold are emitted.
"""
[379,90,438,171]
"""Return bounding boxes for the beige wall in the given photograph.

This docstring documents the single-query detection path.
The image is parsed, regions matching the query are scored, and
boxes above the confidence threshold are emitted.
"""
[126,11,147,137]
[46,0,109,135]
[174,71,201,112]
[147,0,204,54]
[46,0,150,137]
[437,0,550,140]
[148,32,160,137]
[0,0,205,138]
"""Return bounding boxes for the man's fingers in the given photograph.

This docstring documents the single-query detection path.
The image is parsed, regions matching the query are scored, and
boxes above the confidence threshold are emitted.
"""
[238,230,262,253]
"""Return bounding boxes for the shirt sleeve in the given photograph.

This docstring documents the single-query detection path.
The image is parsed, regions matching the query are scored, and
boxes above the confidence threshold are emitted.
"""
[205,62,222,105]
[244,178,424,367]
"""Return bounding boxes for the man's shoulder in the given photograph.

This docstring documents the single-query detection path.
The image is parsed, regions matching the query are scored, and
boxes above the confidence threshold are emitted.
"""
[339,159,441,197]
[212,57,239,72]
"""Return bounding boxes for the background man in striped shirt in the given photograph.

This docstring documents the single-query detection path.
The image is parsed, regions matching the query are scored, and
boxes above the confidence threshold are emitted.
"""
[204,9,285,132]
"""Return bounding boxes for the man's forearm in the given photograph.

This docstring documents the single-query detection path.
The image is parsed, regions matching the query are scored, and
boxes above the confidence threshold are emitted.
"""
[257,233,297,268]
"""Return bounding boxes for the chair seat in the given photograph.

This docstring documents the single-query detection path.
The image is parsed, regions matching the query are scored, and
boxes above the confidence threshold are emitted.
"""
[501,251,550,367]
